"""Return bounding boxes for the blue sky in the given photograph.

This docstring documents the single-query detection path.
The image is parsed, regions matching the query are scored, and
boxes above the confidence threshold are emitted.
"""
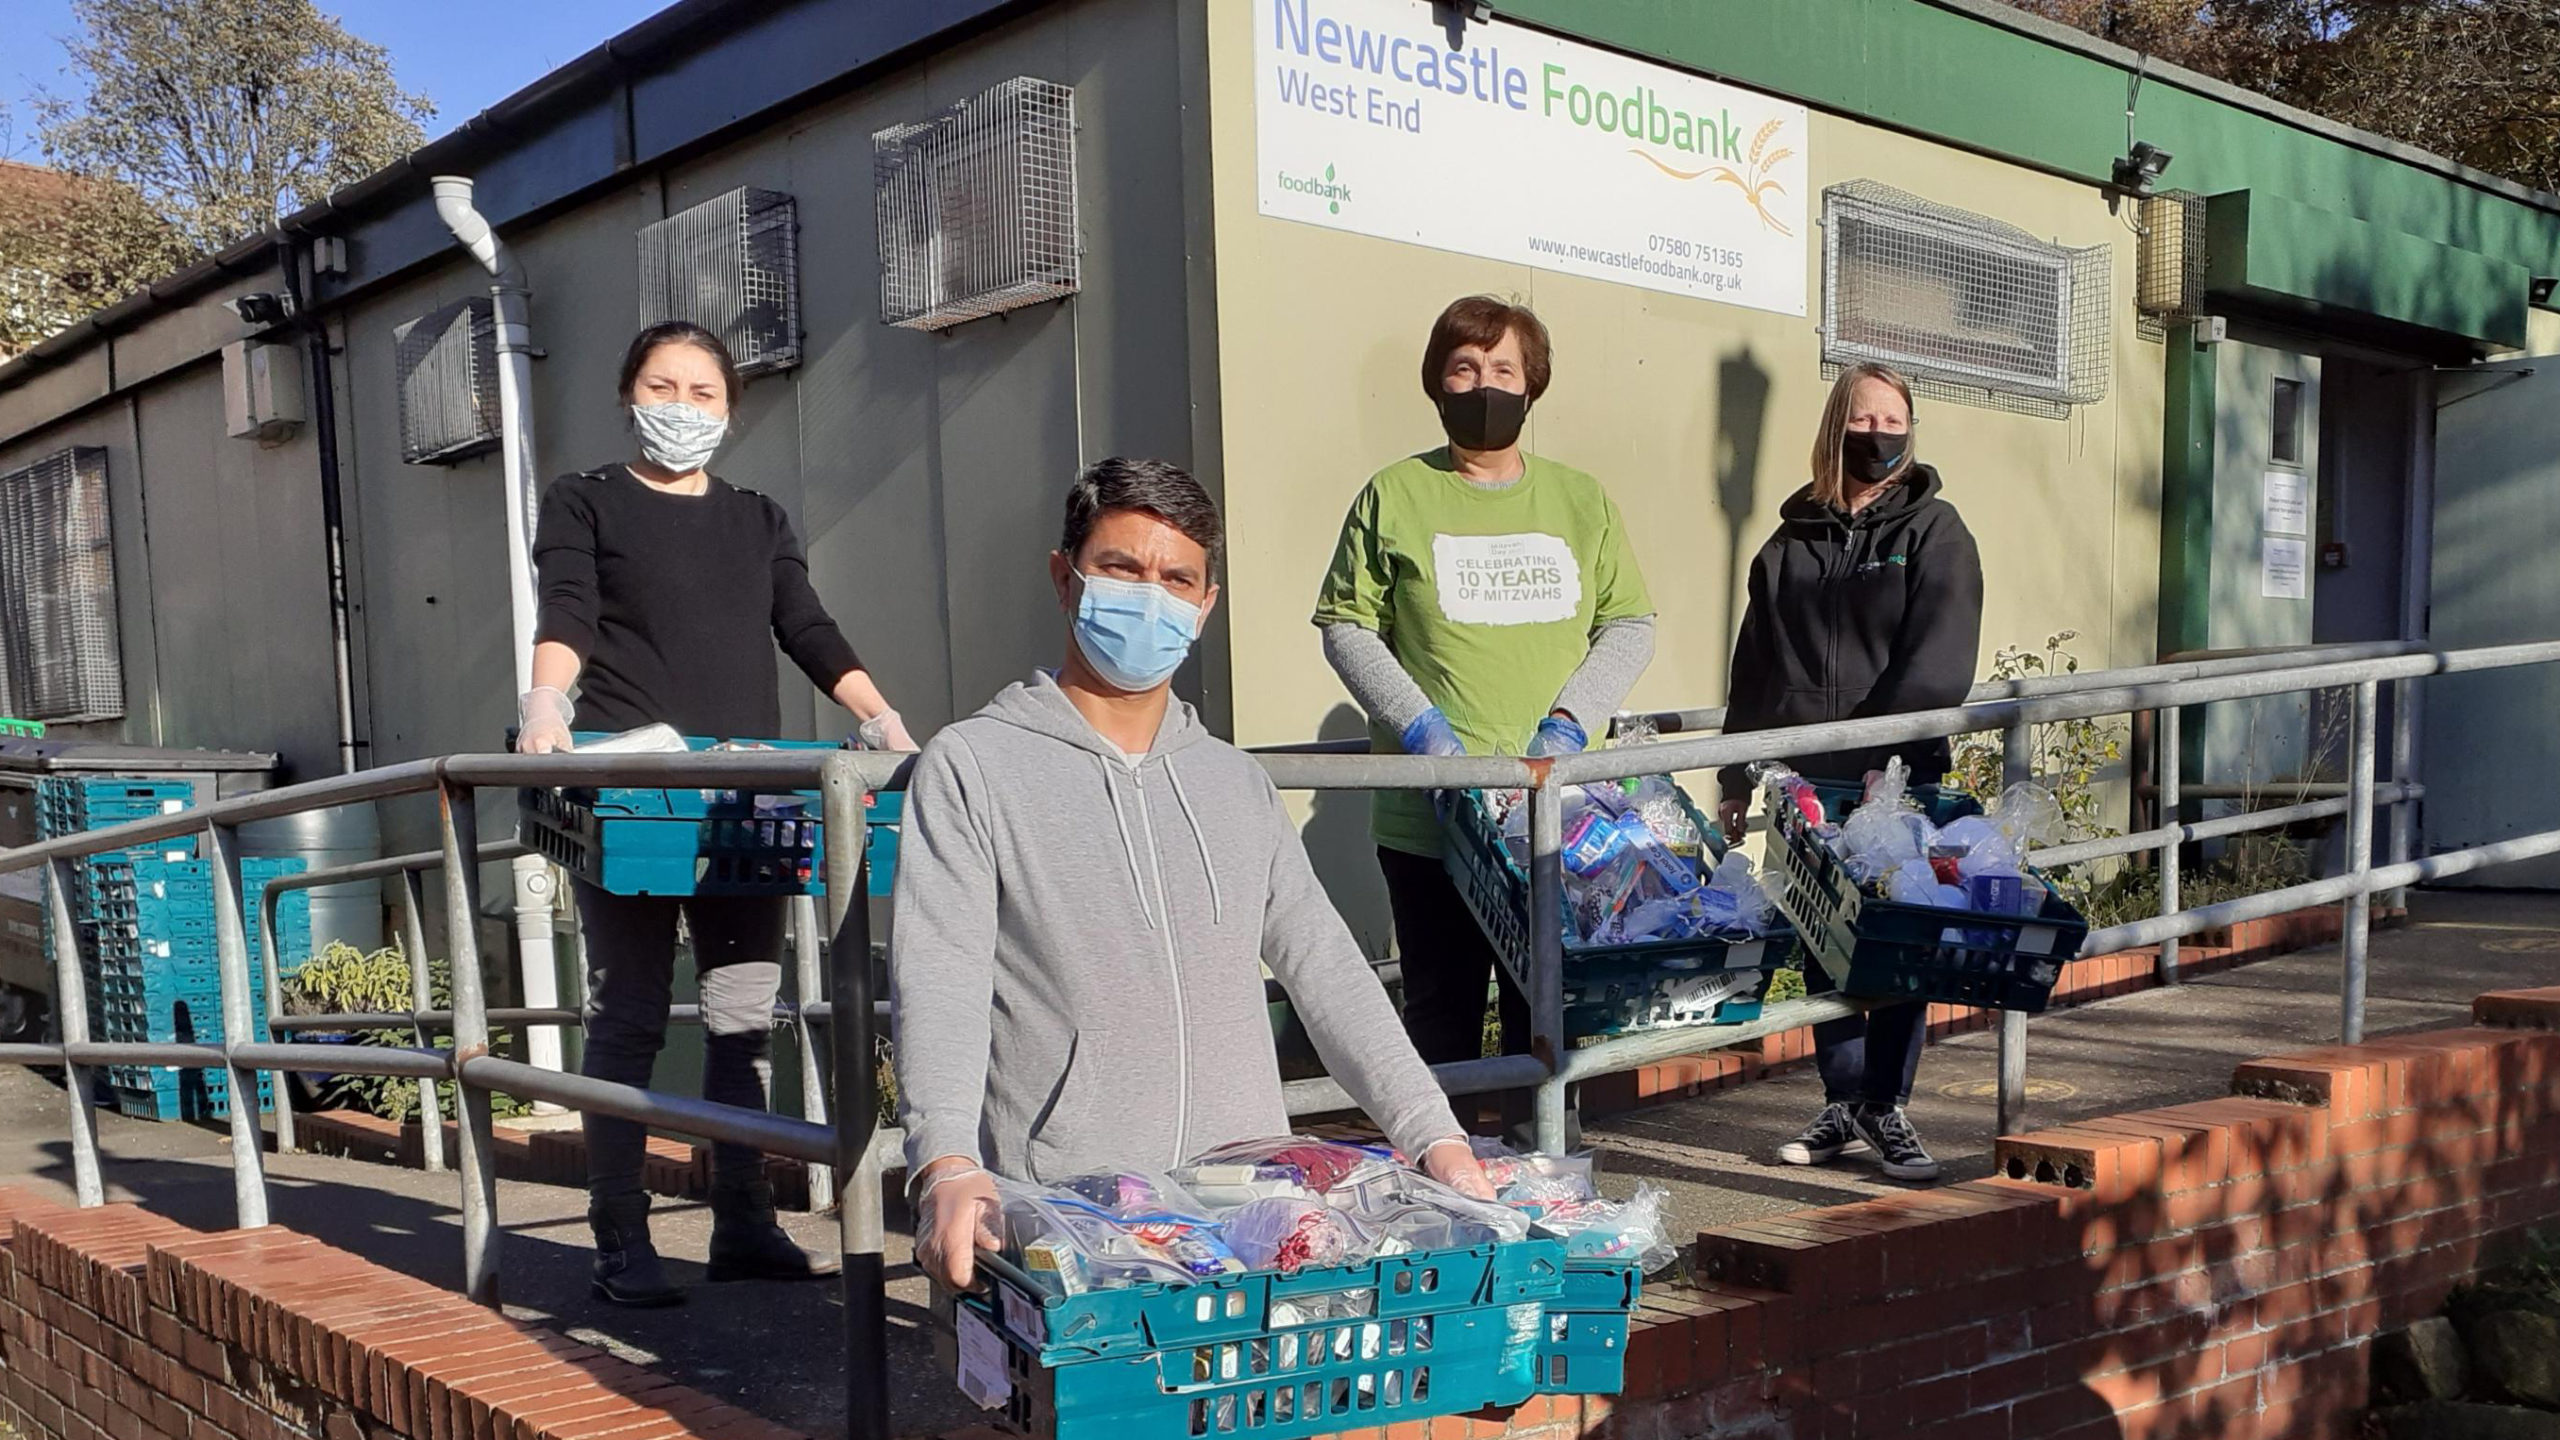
[1,0,672,162]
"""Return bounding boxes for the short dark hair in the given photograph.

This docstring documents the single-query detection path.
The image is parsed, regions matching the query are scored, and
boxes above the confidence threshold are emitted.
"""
[1061,458,1224,576]
[617,321,743,407]
[1419,295,1554,403]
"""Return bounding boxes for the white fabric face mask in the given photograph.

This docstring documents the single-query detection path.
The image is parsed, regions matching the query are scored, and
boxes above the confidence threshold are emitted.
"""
[631,400,728,473]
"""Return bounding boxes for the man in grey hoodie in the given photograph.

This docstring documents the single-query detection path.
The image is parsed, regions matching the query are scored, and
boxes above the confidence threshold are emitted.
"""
[892,457,1491,1292]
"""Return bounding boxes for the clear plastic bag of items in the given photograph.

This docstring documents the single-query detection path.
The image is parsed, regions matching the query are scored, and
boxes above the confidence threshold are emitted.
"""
[1468,1140,1679,1275]
[993,1171,1237,1296]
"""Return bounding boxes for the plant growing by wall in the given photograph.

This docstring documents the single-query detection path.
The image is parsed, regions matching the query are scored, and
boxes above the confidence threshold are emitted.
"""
[1945,631,2128,911]
[285,940,526,1123]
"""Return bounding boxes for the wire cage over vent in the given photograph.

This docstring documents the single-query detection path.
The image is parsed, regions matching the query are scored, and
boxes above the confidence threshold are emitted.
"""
[638,187,801,375]
[2135,189,2209,339]
[394,297,501,465]
[0,447,122,723]
[874,76,1079,332]
[1822,181,2111,417]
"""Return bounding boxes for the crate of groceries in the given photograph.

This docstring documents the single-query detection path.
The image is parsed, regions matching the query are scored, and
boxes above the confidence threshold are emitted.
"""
[939,1137,1661,1439]
[1444,767,1797,1043]
[517,729,900,898]
[1760,761,2089,1013]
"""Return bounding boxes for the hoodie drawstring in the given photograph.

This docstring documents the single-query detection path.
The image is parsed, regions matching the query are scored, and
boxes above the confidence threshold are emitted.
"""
[1097,755,1158,930]
[1164,759,1223,926]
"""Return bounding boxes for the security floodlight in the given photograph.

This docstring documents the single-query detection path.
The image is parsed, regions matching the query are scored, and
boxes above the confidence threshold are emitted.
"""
[2112,141,2173,197]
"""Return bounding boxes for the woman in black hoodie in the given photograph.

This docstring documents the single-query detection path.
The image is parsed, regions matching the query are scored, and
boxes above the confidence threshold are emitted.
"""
[1716,362,1983,1182]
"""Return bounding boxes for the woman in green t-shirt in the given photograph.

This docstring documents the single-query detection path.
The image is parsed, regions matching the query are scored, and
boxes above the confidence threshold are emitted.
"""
[1314,295,1657,1073]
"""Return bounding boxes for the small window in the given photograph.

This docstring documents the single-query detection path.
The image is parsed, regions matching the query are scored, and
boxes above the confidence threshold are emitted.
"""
[0,447,123,723]
[2271,377,2305,466]
[1822,181,2111,414]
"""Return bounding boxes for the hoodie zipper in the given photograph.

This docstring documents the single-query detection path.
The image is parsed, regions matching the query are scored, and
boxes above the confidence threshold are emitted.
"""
[1129,763,1193,1166]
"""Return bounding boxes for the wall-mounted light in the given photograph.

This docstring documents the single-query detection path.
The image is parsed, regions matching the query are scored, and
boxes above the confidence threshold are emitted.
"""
[225,292,291,327]
[2530,276,2558,311]
[2112,140,2173,197]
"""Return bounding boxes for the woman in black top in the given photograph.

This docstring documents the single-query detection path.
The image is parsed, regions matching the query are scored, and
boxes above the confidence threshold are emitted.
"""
[1717,362,1983,1185]
[519,321,914,1306]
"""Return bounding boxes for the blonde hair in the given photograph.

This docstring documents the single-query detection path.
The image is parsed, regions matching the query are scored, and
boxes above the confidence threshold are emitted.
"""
[1809,363,1917,510]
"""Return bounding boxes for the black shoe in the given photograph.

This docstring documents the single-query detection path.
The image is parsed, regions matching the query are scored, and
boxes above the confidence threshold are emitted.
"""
[1849,1104,1942,1182]
[707,1178,840,1284]
[588,1194,684,1308]
[1777,1102,1866,1166]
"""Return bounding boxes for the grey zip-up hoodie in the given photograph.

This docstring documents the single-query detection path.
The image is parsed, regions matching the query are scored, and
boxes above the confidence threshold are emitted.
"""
[891,671,1462,1183]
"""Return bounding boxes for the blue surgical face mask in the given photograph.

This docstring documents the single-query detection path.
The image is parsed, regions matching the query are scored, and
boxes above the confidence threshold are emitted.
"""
[1071,572,1203,693]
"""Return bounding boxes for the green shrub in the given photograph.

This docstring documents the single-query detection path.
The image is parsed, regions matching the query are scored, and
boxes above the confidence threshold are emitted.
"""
[285,941,527,1123]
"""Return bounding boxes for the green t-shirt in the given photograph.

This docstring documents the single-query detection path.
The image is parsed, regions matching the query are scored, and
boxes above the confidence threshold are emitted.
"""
[1314,448,1654,857]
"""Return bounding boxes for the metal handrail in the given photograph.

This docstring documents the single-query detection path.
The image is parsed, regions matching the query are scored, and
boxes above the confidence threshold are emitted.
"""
[10,635,2543,1440]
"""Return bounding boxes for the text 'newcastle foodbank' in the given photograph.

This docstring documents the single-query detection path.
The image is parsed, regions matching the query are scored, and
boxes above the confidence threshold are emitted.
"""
[1270,0,1750,160]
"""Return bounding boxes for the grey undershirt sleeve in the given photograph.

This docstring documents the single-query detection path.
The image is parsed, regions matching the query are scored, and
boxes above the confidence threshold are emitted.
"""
[1551,615,1659,730]
[1320,622,1436,736]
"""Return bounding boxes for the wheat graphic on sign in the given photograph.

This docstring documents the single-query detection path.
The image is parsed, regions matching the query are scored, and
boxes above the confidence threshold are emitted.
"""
[1632,117,1795,236]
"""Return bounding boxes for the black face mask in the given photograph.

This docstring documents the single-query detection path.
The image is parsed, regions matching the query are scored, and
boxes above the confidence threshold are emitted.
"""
[1842,430,1910,484]
[1437,385,1529,452]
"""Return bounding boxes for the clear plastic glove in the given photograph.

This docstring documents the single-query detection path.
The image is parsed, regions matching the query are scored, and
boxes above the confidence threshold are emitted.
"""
[516,687,575,755]
[1716,795,1750,844]
[856,709,918,753]
[1526,714,1587,758]
[913,1159,1003,1292]
[1419,1139,1499,1201]
[1400,707,1466,758]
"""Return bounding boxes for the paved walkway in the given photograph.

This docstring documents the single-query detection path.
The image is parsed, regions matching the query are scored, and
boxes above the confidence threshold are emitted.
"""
[2,889,2555,1439]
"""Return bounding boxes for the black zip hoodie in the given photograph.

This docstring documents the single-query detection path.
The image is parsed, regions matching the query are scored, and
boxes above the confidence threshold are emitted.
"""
[1717,463,1984,802]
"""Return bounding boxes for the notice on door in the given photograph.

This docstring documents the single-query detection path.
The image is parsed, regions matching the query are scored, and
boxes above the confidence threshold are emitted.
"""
[2262,537,2309,600]
[2263,470,2309,536]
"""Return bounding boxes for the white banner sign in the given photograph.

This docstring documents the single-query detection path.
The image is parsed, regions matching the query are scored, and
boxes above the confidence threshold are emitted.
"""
[1254,0,1811,315]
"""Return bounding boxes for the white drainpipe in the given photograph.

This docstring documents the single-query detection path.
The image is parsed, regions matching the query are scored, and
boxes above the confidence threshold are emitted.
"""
[432,175,566,1083]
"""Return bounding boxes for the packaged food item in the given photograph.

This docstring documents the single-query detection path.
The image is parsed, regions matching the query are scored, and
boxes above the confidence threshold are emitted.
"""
[1021,1237,1090,1297]
[1189,1136,1395,1194]
[1221,1197,1354,1274]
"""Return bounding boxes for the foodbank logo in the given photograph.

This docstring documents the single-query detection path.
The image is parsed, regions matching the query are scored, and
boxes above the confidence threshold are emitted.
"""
[1277,163,1350,214]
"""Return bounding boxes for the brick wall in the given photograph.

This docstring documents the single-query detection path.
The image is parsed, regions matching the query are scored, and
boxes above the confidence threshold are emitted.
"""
[0,1188,809,1440]
[6,978,2550,1440]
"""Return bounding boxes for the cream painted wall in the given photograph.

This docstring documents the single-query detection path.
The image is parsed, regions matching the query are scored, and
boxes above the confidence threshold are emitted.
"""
[2528,308,2560,357]
[1199,0,2167,763]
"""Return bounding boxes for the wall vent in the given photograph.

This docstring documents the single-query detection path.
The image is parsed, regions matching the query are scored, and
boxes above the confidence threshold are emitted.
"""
[874,76,1079,332]
[395,297,501,465]
[0,447,121,723]
[1822,181,2111,416]
[639,187,801,376]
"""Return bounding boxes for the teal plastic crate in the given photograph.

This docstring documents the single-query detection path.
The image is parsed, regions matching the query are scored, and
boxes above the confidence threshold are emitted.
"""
[1535,1261,1643,1394]
[1560,953,1781,1040]
[963,1239,1575,1440]
[1443,782,1795,1044]
[1764,779,2087,1014]
[518,735,902,897]
[107,1066,272,1122]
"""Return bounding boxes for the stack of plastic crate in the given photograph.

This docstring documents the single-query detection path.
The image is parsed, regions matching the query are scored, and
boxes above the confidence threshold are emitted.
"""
[37,779,312,1121]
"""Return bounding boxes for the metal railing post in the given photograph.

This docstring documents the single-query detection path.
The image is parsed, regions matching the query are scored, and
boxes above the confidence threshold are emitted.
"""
[1529,771,1570,1154]
[791,894,834,1212]
[821,757,889,1440]
[439,781,501,1305]
[1997,719,2033,1136]
[207,823,270,1227]
[44,858,104,1207]
[2386,676,2414,913]
[401,870,447,1173]
[2342,682,2378,1045]
[2158,707,2181,986]
[259,881,296,1155]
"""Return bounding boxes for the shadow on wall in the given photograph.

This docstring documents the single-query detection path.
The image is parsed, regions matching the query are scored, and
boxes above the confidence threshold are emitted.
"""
[1303,702,1393,960]
[1716,345,1773,659]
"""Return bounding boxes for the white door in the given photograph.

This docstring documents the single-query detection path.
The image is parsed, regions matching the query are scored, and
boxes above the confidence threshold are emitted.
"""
[2422,358,2560,886]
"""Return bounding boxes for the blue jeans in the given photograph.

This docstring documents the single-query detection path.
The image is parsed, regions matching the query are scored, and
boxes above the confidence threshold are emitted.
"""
[1802,959,1927,1108]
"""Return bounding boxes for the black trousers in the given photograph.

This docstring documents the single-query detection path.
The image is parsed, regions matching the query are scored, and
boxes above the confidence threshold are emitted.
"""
[574,882,784,1201]
[1377,846,1530,1065]
[1803,957,1928,1108]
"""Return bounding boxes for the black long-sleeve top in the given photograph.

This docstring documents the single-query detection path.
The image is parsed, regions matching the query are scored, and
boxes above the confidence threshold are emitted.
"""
[1717,463,1985,802]
[532,465,863,738]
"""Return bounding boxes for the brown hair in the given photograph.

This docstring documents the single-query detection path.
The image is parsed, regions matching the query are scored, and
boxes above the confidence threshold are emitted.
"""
[1419,295,1554,403]
[1809,363,1917,509]
[617,321,743,407]
[1062,456,1225,578]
